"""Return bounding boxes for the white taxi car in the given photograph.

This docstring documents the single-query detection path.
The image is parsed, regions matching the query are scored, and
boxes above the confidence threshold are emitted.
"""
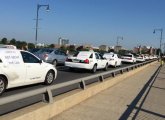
[103,52,122,67]
[0,48,57,95]
[65,51,108,73]
[121,53,136,63]
[136,54,145,62]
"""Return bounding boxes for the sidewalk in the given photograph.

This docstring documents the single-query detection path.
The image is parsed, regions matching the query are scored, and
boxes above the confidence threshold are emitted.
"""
[50,63,165,120]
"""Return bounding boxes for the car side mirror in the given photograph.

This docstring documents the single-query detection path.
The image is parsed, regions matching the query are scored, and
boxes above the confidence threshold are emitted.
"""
[39,59,42,64]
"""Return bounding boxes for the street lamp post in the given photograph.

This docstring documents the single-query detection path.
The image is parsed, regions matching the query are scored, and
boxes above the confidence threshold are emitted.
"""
[153,28,163,59]
[117,36,123,46]
[116,36,123,53]
[35,4,50,47]
[163,43,165,55]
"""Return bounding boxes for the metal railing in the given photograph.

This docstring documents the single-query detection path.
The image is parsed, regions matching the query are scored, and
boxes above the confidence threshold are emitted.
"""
[0,60,155,106]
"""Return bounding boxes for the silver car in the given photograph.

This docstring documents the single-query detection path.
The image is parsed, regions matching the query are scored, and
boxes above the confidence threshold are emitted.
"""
[35,48,67,67]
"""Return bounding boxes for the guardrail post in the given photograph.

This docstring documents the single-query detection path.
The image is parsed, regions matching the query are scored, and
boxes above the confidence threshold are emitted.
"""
[132,67,134,70]
[112,72,115,77]
[99,75,104,82]
[79,80,86,90]
[127,68,129,72]
[120,69,123,74]
[42,88,53,103]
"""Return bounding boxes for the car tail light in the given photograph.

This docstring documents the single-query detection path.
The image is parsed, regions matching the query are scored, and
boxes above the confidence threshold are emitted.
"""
[84,59,89,64]
[66,58,68,61]
[66,58,72,62]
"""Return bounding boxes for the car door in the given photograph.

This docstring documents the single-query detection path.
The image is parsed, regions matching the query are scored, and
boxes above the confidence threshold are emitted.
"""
[132,55,136,62]
[95,53,103,69]
[116,54,121,66]
[54,50,62,63]
[58,50,67,64]
[2,50,26,86]
[99,54,107,68]
[21,51,45,84]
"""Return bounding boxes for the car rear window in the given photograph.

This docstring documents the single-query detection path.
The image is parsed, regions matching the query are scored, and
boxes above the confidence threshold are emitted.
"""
[77,52,91,58]
[103,54,114,58]
[89,53,93,58]
[124,55,132,57]
[37,49,53,54]
[73,52,79,57]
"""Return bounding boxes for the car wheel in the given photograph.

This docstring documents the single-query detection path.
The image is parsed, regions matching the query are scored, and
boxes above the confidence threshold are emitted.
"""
[91,64,97,73]
[52,60,57,67]
[104,63,108,71]
[0,76,7,95]
[44,71,54,85]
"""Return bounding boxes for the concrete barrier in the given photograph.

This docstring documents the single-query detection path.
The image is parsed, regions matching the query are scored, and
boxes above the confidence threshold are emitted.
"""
[0,61,158,120]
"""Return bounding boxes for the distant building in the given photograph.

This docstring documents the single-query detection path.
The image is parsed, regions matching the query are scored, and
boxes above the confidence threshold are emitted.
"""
[58,37,69,46]
[83,44,92,49]
[36,43,45,47]
[133,45,157,55]
[114,45,122,52]
[109,46,115,49]
[149,47,157,55]
[133,45,142,54]
[92,46,99,51]
[53,44,61,48]
[99,45,109,52]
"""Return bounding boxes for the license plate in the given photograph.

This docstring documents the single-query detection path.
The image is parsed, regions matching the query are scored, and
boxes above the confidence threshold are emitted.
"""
[72,59,79,63]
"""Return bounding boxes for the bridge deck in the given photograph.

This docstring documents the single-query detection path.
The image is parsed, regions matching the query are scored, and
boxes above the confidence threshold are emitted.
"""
[51,63,165,120]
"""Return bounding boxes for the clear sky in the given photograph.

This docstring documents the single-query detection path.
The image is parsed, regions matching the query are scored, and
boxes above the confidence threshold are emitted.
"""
[0,0,165,49]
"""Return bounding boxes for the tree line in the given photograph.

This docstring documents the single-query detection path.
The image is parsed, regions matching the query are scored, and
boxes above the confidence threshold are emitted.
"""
[0,37,140,55]
[0,38,35,49]
[1,37,158,55]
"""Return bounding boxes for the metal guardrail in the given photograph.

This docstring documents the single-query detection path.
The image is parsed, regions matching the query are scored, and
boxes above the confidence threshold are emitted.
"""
[0,59,156,106]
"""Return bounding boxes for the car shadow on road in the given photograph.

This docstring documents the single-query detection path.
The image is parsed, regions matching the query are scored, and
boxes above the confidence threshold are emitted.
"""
[57,66,92,73]
[119,65,165,120]
[57,66,111,74]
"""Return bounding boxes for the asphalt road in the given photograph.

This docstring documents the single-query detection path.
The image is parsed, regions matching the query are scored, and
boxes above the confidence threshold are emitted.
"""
[0,63,133,115]
[1,63,129,97]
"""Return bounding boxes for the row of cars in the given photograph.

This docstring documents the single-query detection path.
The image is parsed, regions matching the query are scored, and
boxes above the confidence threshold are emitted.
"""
[65,51,157,73]
[0,47,157,95]
[29,48,157,67]
[30,48,157,73]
